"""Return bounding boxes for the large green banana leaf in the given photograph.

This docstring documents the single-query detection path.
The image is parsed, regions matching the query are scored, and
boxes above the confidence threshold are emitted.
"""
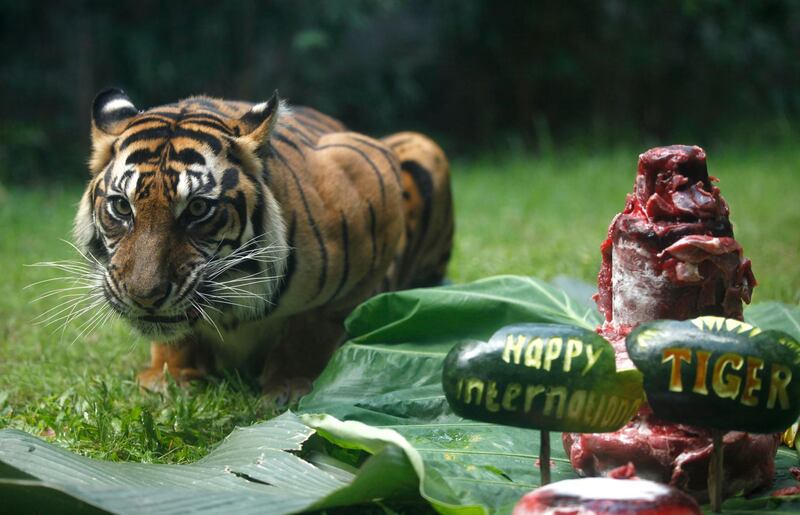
[300,276,800,513]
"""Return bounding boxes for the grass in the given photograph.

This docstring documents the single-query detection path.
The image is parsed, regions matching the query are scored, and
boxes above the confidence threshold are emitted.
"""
[0,143,798,464]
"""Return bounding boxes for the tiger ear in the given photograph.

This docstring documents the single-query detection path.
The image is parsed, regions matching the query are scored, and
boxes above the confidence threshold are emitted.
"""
[89,88,139,174]
[92,88,138,135]
[235,90,281,154]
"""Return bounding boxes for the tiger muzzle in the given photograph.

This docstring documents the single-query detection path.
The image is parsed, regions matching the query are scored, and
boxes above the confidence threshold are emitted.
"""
[114,213,179,314]
[127,282,172,310]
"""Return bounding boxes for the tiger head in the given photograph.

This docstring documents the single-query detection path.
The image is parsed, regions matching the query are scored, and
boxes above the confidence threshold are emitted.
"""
[73,89,289,339]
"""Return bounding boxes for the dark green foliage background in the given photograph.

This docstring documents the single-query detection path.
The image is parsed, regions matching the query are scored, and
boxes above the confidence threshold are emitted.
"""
[2,0,800,182]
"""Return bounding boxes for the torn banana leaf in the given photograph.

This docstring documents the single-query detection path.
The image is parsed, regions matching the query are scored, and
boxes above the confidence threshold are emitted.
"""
[0,411,422,514]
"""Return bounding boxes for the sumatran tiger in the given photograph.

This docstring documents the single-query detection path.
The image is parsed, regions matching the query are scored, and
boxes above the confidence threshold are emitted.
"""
[73,88,453,404]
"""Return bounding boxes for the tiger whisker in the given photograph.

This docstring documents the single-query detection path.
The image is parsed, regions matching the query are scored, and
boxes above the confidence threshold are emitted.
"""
[195,292,251,310]
[206,262,279,281]
[209,283,276,295]
[70,304,111,344]
[203,241,287,277]
[60,294,107,330]
[205,238,267,263]
[192,297,224,314]
[26,239,107,332]
[205,283,266,299]
[219,274,281,283]
[216,243,286,259]
[33,293,101,325]
[26,259,95,270]
[28,266,97,279]
[199,298,252,310]
[204,278,264,291]
[216,274,281,285]
[190,299,223,341]
[203,294,265,301]
[33,277,103,311]
[59,298,92,338]
[206,271,267,285]
[60,239,105,269]
[68,305,105,341]
[211,280,280,293]
[24,275,97,290]
[34,299,87,326]
[216,247,285,260]
[31,293,95,315]
[85,308,116,342]
[27,261,97,274]
[215,268,274,282]
[46,301,103,337]
[40,295,105,328]
[29,284,99,304]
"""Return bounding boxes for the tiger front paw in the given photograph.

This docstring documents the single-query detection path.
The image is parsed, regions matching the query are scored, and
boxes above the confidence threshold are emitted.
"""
[261,376,314,407]
[137,365,208,392]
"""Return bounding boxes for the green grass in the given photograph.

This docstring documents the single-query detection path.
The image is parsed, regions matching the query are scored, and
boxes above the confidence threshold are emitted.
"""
[1,144,798,464]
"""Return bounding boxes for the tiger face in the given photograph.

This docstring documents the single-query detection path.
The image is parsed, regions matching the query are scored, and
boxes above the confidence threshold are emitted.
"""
[74,89,289,339]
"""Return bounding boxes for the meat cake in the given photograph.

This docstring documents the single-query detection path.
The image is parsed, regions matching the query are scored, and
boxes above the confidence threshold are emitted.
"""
[562,145,778,501]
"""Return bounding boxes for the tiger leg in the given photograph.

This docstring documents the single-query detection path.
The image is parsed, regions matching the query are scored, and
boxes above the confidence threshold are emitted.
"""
[259,259,393,404]
[137,338,214,391]
[382,131,454,289]
[259,309,347,405]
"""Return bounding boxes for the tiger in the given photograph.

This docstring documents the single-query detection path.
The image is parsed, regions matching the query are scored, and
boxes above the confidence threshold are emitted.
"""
[73,88,453,404]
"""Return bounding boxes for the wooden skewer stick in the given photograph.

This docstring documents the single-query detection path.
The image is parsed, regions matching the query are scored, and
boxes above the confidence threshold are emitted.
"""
[540,430,551,485]
[708,429,724,512]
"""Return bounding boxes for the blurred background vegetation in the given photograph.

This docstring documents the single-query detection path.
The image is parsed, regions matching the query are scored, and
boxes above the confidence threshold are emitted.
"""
[1,0,799,184]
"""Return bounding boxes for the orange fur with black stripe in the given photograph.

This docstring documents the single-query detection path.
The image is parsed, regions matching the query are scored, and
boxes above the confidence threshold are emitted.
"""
[74,89,452,402]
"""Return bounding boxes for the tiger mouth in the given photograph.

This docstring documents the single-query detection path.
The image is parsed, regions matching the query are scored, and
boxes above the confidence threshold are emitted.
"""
[135,307,201,324]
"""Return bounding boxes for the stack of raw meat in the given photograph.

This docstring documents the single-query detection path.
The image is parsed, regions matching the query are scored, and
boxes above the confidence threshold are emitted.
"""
[563,145,778,500]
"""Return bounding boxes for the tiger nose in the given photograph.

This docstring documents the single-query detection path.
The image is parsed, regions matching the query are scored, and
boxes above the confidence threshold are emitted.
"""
[128,283,172,309]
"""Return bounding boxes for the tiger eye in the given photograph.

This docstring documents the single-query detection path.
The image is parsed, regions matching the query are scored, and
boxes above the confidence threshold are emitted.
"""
[187,198,210,218]
[111,197,132,217]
